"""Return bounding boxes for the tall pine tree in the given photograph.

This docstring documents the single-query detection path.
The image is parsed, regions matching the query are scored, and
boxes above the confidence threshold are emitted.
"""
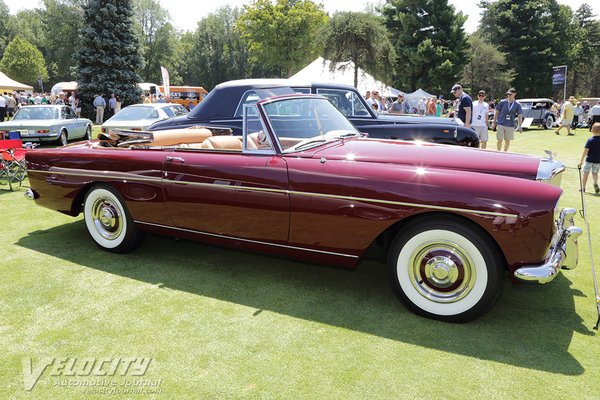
[76,0,142,117]
[479,0,574,97]
[382,0,469,94]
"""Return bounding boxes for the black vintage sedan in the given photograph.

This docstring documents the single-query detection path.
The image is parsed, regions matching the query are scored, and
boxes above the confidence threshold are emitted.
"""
[150,79,480,147]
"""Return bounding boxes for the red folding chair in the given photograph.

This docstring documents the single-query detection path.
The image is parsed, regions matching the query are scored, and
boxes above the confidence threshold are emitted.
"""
[0,138,29,191]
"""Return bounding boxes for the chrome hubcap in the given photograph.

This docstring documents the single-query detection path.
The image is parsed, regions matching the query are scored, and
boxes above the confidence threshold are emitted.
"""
[91,198,123,240]
[409,241,475,303]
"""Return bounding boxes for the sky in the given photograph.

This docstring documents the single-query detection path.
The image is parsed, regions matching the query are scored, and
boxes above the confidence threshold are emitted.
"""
[4,0,600,33]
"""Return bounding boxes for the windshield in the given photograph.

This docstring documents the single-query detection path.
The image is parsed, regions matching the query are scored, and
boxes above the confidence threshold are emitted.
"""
[13,107,58,120]
[262,97,360,152]
[110,106,160,121]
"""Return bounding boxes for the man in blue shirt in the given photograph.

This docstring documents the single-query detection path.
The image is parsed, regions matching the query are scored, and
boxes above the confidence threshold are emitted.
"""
[93,94,106,124]
[492,87,523,152]
[450,84,472,128]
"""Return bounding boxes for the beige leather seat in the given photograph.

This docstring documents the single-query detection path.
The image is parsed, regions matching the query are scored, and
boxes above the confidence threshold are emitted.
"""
[149,128,212,146]
[200,136,243,150]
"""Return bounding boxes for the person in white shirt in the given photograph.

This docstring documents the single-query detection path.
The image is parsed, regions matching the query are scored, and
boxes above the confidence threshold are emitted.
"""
[590,101,600,132]
[472,90,490,149]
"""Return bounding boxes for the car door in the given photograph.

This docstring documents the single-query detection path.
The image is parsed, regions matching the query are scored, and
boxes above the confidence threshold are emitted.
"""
[63,106,85,138]
[162,147,290,244]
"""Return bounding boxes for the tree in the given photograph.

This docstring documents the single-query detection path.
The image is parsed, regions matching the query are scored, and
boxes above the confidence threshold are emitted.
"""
[41,0,85,84]
[0,36,48,89]
[76,0,142,117]
[321,12,396,88]
[134,0,179,84]
[382,0,469,93]
[569,4,600,97]
[479,0,575,97]
[190,6,250,89]
[0,0,14,57]
[237,0,328,77]
[462,34,514,100]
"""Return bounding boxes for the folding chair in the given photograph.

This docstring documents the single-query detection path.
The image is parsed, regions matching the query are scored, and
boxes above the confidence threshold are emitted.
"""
[0,138,29,191]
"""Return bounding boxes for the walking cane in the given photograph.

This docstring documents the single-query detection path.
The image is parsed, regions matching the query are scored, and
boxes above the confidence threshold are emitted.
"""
[578,165,600,330]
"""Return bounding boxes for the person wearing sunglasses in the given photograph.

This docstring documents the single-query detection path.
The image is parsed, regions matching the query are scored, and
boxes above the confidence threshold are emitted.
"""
[492,87,523,151]
[472,90,490,149]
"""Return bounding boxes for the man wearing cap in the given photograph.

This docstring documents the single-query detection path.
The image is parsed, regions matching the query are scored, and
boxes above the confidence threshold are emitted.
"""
[492,87,523,152]
[555,96,576,135]
[450,84,472,128]
[472,90,490,149]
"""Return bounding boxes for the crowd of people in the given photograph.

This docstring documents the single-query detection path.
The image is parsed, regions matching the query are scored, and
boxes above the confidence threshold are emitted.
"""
[0,91,126,125]
[364,85,600,155]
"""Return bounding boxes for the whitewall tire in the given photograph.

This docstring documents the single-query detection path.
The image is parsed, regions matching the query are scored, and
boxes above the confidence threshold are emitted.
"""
[84,185,141,253]
[388,216,504,322]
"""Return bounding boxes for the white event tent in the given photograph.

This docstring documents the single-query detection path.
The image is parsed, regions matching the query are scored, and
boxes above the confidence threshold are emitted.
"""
[402,88,436,113]
[0,71,33,92]
[289,57,401,97]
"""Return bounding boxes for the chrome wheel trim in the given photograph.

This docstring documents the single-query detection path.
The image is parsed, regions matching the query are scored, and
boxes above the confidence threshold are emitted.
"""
[91,198,123,241]
[396,229,488,316]
[408,240,475,303]
[84,188,128,249]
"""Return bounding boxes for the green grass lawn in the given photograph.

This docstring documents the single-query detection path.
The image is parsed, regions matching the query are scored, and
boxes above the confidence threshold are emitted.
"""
[1,127,599,399]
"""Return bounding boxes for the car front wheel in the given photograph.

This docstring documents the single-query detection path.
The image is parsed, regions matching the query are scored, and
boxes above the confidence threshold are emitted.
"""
[545,116,554,130]
[387,216,504,322]
[84,185,142,253]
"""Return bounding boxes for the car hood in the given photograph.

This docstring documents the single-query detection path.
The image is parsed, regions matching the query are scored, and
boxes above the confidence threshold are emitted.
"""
[376,114,460,126]
[315,138,540,180]
[102,119,158,130]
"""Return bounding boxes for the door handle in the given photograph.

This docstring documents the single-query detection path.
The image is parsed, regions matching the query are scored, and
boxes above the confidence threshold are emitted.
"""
[166,156,185,163]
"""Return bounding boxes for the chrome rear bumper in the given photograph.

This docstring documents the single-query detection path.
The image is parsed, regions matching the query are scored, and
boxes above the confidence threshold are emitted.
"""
[514,208,582,284]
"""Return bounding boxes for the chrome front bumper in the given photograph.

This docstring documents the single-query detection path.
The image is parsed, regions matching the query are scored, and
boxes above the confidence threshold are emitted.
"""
[514,208,582,284]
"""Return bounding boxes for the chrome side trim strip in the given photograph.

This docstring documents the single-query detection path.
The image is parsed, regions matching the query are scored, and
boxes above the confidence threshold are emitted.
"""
[134,220,359,259]
[27,168,163,184]
[27,168,518,218]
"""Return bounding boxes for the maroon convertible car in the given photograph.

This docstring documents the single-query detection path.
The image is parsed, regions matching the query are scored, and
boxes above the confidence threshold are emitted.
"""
[25,94,581,322]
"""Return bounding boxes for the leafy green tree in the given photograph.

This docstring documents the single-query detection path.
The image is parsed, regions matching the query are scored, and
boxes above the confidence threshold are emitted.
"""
[479,0,575,97]
[322,11,396,88]
[191,6,250,90]
[0,36,48,89]
[568,4,600,97]
[41,0,85,84]
[76,0,142,117]
[0,0,15,57]
[237,0,328,77]
[134,0,179,84]
[382,0,469,93]
[462,34,514,100]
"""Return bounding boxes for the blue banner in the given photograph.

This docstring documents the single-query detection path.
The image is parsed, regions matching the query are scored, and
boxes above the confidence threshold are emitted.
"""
[552,66,566,86]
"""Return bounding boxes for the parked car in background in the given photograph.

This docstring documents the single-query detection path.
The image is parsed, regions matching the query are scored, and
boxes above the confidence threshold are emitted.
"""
[150,79,480,147]
[0,105,92,146]
[101,103,188,133]
[518,98,557,129]
[25,94,580,322]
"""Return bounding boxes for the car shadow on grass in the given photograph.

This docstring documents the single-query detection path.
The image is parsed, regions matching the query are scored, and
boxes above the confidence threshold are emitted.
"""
[17,221,594,375]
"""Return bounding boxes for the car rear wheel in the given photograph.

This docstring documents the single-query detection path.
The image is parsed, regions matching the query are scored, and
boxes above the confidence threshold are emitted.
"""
[387,216,504,322]
[84,185,143,253]
[56,130,68,146]
[545,116,554,130]
[84,125,92,140]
